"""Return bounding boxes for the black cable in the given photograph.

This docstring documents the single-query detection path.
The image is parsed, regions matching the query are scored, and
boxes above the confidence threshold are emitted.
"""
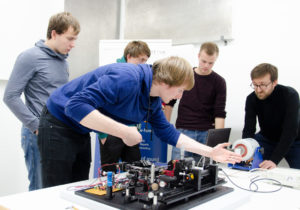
[220,168,283,193]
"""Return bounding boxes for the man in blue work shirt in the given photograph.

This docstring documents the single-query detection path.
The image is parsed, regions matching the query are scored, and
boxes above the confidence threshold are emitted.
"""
[98,40,151,172]
[38,56,242,188]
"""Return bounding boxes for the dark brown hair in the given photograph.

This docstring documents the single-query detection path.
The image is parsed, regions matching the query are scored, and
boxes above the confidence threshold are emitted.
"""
[123,41,151,61]
[251,63,278,82]
[47,12,80,39]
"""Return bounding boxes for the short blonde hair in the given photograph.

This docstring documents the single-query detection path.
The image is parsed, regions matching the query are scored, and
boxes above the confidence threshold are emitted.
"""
[200,42,219,56]
[152,56,194,90]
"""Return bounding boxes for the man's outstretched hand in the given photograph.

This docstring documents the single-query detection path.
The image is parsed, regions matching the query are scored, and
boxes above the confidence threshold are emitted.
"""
[211,143,242,164]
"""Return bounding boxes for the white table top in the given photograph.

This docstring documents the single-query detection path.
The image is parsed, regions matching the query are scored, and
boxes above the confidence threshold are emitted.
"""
[0,167,299,210]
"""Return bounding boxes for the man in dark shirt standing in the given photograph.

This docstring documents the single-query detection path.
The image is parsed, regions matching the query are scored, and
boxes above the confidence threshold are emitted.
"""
[242,63,300,169]
[171,42,227,162]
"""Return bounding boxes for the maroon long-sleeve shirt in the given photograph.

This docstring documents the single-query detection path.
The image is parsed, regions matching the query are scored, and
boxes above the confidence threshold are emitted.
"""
[176,69,227,131]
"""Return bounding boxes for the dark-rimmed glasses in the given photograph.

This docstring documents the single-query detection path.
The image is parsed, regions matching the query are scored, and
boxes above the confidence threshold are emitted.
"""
[250,82,272,90]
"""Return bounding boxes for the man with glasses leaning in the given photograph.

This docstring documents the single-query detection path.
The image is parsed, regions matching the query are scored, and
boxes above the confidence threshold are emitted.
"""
[242,63,300,169]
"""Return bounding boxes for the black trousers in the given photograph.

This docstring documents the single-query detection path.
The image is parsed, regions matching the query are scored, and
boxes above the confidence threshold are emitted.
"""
[99,134,141,172]
[38,107,91,188]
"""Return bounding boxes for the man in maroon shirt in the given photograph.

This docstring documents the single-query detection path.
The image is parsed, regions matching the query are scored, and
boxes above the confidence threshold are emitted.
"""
[171,42,227,162]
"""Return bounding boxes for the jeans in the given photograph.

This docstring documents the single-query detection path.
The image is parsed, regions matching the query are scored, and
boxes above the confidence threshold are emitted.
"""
[171,129,208,162]
[21,126,42,191]
[255,133,300,169]
[38,107,91,188]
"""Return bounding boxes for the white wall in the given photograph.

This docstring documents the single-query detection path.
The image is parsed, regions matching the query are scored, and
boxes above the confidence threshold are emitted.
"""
[218,0,300,141]
[168,0,300,165]
[0,0,64,196]
[0,81,27,196]
[1,0,299,196]
[0,0,65,80]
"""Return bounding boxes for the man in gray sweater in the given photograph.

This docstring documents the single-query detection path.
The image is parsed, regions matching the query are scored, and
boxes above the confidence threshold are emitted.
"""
[3,12,80,190]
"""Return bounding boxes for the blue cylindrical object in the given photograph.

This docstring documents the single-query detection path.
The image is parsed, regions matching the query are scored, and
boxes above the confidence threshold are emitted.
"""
[107,171,114,187]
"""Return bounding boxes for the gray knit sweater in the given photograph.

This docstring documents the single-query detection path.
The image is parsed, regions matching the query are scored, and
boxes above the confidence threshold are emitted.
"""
[3,40,69,132]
